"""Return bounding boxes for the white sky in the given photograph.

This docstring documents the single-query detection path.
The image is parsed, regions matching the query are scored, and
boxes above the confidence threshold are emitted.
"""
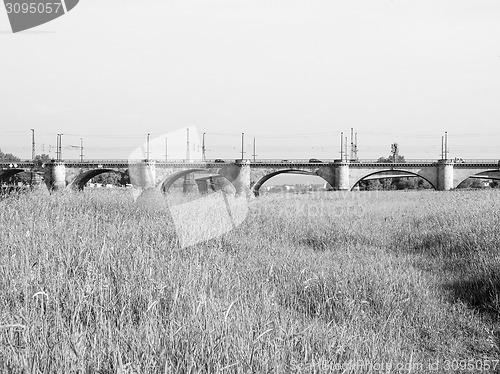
[1,0,499,161]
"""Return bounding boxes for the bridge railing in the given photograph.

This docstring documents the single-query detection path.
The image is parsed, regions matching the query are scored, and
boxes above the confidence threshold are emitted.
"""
[355,159,436,164]
[60,158,443,164]
[456,159,500,164]
[0,162,35,167]
[1,159,500,167]
[61,159,213,164]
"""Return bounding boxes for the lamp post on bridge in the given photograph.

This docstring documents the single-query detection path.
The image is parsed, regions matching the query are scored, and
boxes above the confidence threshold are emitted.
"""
[80,138,84,162]
[444,131,448,160]
[186,128,190,161]
[146,133,150,161]
[165,138,168,162]
[441,135,444,160]
[252,137,256,162]
[30,129,35,161]
[56,133,63,161]
[340,132,344,161]
[202,133,206,161]
[241,132,245,160]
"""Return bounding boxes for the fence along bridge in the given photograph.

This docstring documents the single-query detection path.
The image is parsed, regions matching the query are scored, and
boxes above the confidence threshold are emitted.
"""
[1,159,500,195]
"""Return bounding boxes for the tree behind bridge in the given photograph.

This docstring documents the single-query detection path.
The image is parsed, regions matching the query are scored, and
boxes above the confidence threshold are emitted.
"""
[0,148,20,162]
[377,155,406,163]
[34,154,51,167]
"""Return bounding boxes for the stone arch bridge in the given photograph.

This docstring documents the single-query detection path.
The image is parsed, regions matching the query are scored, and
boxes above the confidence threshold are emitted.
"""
[1,159,500,195]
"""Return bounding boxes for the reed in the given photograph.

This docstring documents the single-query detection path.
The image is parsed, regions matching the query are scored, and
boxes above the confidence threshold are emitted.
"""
[1,189,499,373]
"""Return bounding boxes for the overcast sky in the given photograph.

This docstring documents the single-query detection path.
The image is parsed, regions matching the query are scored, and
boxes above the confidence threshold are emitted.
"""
[1,0,499,161]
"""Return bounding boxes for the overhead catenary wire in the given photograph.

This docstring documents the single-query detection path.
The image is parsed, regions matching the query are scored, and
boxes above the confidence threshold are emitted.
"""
[1,129,499,160]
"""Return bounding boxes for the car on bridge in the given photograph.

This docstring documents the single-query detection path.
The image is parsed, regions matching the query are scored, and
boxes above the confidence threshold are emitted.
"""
[309,158,323,163]
[214,159,225,163]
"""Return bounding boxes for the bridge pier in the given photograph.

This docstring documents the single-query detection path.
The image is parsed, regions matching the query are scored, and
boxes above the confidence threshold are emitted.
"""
[183,173,198,193]
[232,160,251,196]
[438,160,454,190]
[196,179,209,194]
[219,160,251,196]
[333,160,350,190]
[44,161,66,190]
[212,176,237,194]
[129,160,156,189]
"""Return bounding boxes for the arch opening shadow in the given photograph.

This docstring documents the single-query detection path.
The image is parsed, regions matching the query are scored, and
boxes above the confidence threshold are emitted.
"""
[160,170,237,196]
[252,169,319,196]
[69,169,128,190]
[352,170,437,191]
[0,169,27,182]
[456,170,500,189]
[160,169,216,193]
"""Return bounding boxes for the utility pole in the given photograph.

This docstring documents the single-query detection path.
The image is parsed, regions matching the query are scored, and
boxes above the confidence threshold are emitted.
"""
[57,134,63,161]
[202,133,206,161]
[186,128,190,160]
[344,136,348,162]
[146,133,150,161]
[444,131,448,160]
[340,132,344,161]
[165,138,168,162]
[31,129,35,161]
[80,138,84,162]
[350,128,354,161]
[241,132,245,160]
[354,132,358,160]
[252,137,256,162]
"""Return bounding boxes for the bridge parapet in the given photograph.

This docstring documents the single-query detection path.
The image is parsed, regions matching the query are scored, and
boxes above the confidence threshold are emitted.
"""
[4,158,500,193]
[454,162,500,168]
[349,162,437,168]
[0,162,35,169]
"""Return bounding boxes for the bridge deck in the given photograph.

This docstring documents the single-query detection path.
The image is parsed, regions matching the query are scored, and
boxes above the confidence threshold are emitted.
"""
[1,159,499,168]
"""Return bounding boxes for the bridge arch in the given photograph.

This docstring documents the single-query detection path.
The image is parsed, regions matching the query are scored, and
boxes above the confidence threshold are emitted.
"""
[159,169,208,192]
[68,169,129,190]
[252,169,319,196]
[160,169,239,195]
[0,169,29,182]
[0,169,43,187]
[351,170,437,190]
[455,169,500,188]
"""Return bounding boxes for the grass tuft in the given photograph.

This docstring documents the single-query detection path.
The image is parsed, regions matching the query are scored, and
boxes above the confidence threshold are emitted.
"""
[1,189,499,372]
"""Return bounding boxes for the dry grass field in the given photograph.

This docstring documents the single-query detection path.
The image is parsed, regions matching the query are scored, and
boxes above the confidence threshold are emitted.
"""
[1,188,499,373]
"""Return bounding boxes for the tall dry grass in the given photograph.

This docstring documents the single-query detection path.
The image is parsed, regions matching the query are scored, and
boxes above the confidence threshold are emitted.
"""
[0,188,499,373]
